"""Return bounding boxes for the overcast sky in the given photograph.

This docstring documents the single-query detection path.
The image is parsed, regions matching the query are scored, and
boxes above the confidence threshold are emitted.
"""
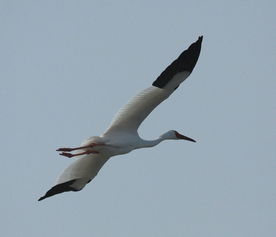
[0,0,275,236]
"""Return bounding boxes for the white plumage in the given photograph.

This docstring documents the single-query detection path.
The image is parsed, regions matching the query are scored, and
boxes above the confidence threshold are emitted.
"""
[104,86,171,135]
[39,36,203,201]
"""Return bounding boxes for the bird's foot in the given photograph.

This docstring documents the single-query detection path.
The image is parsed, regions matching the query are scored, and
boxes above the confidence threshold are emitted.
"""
[59,152,74,158]
[56,143,105,152]
[59,150,100,158]
[56,147,74,152]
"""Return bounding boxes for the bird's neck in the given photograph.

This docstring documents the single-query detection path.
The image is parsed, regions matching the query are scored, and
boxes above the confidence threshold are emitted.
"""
[138,137,165,148]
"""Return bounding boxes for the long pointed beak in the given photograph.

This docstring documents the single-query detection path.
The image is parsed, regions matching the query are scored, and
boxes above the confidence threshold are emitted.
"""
[175,131,196,142]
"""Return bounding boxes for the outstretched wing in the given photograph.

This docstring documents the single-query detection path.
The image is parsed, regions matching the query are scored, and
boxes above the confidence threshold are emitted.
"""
[38,153,110,201]
[103,36,203,136]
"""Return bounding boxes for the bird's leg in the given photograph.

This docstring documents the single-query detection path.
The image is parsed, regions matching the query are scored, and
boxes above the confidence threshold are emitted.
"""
[56,143,105,152]
[59,150,99,158]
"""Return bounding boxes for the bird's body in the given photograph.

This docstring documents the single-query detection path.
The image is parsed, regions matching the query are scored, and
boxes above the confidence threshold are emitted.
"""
[39,36,203,201]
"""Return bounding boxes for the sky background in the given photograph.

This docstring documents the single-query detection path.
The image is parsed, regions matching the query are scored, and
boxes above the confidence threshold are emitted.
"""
[0,0,275,236]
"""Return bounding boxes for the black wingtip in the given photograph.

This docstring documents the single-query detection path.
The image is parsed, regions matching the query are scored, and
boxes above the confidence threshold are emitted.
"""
[198,35,203,42]
[38,179,79,201]
[38,196,45,201]
[152,36,203,88]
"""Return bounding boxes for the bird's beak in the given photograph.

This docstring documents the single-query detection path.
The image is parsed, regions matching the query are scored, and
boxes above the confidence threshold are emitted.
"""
[175,131,196,142]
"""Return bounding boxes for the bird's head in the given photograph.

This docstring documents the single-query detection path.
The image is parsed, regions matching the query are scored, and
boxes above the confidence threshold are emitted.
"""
[160,130,196,142]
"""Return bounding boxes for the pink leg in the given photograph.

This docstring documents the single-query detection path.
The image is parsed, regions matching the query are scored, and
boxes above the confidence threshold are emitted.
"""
[59,150,99,158]
[56,143,105,152]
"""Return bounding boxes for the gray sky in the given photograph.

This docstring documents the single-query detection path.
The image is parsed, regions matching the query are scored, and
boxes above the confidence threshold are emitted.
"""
[0,0,275,236]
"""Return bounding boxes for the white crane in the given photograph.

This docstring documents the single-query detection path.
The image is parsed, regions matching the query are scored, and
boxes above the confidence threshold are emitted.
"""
[38,36,203,201]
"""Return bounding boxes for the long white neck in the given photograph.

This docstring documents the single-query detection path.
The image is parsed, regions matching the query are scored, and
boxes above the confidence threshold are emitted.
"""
[134,131,178,149]
[138,137,164,148]
[138,131,175,148]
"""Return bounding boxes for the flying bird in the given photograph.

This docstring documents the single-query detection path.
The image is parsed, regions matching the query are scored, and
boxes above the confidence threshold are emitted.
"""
[38,36,203,201]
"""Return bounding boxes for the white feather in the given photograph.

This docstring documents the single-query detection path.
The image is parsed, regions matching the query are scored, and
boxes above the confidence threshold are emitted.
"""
[103,71,191,136]
[57,153,110,190]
